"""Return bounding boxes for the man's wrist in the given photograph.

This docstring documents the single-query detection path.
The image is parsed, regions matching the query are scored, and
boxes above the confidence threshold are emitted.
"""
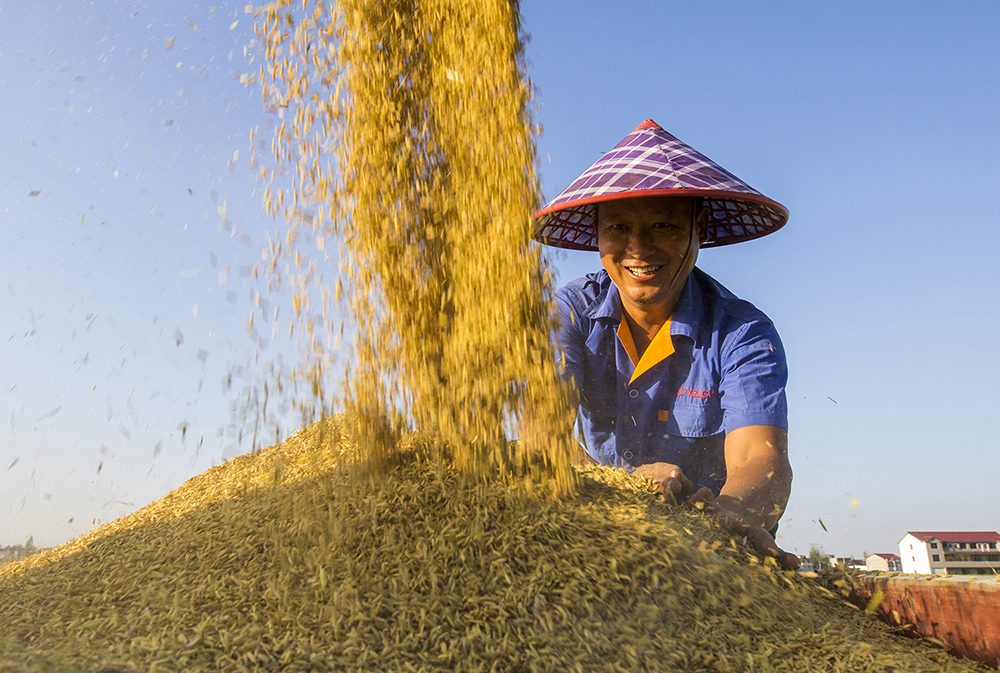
[714,494,771,530]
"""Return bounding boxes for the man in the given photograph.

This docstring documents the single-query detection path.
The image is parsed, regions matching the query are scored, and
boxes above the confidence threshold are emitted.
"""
[533,120,797,569]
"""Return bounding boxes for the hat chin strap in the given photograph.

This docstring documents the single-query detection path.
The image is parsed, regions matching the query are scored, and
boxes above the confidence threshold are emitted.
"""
[659,208,698,312]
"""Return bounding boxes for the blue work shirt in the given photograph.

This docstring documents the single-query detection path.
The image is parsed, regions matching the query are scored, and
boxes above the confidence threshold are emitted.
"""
[556,267,788,496]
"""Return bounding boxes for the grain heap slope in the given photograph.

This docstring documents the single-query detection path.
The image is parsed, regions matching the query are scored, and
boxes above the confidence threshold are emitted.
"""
[0,418,986,672]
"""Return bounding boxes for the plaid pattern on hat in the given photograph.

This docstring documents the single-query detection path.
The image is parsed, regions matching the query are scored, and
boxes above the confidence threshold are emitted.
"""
[533,120,789,250]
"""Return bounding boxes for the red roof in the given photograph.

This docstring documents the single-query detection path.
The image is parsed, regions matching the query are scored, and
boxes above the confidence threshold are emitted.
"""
[906,531,1000,543]
[870,553,901,560]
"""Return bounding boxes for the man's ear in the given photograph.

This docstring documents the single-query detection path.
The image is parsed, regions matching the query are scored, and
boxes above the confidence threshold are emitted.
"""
[696,206,711,244]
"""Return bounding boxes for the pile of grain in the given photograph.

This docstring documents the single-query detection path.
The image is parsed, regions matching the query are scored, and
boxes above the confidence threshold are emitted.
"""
[0,418,985,672]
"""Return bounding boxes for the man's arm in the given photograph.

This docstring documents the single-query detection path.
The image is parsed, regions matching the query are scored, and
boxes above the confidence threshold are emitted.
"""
[703,424,797,569]
[717,425,791,531]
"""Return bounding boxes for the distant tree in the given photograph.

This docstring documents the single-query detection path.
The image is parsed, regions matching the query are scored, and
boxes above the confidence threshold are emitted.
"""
[808,544,828,571]
[1,537,41,563]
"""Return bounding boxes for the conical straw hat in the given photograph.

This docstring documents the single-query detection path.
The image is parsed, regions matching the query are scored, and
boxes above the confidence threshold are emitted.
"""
[532,120,788,250]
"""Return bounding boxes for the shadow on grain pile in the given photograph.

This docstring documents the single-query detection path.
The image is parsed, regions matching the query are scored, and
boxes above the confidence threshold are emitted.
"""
[0,416,986,672]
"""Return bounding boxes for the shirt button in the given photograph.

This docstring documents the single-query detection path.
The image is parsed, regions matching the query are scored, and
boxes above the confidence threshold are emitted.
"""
[623,450,634,460]
[628,389,639,399]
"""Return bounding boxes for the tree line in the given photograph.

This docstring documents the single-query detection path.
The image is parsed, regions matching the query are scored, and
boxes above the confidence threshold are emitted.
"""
[0,536,44,563]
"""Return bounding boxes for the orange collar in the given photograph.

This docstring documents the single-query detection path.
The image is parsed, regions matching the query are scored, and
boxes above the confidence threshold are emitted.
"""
[617,317,675,385]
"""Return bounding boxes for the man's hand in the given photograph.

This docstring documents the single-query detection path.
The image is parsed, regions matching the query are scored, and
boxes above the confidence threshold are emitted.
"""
[633,458,799,570]
[634,462,693,502]
[684,488,800,571]
[714,508,800,570]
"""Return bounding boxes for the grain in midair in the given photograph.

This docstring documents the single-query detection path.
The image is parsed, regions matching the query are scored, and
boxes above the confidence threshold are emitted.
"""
[254,0,574,487]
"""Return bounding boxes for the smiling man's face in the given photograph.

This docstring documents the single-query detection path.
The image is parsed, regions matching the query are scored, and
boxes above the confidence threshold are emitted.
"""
[596,197,708,321]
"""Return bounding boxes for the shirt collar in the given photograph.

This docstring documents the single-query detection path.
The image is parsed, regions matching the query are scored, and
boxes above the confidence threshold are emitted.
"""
[582,272,622,322]
[583,268,705,346]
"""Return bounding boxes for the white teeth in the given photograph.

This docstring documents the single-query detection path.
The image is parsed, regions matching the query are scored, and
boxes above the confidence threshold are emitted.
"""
[625,265,662,277]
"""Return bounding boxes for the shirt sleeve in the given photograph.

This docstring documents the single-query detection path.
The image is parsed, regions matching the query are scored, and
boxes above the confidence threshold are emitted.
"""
[554,287,587,389]
[718,317,788,433]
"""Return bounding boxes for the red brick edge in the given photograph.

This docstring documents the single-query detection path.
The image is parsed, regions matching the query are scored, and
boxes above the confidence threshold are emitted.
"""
[845,574,1000,668]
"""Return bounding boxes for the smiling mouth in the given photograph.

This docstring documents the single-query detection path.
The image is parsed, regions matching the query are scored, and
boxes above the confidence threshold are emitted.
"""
[623,264,663,278]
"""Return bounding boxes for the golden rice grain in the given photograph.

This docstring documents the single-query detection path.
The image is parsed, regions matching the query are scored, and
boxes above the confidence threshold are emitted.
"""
[0,419,986,672]
[249,0,574,488]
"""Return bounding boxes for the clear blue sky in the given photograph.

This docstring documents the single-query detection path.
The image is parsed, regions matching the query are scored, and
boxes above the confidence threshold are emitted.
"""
[3,1,999,560]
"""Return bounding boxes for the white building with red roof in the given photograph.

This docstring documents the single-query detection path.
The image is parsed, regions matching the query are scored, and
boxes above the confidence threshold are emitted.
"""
[865,553,902,572]
[898,531,1000,575]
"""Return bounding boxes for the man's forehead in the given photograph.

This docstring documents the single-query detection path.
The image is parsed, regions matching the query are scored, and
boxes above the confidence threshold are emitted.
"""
[598,196,694,219]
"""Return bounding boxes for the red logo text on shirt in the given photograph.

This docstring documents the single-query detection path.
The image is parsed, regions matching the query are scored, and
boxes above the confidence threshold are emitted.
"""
[677,387,716,399]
